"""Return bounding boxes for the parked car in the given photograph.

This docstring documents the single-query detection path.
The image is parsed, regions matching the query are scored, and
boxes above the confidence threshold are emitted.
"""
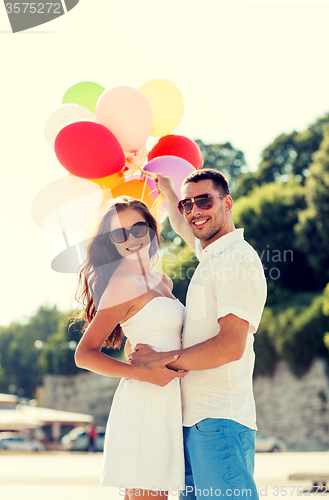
[255,431,287,452]
[0,432,46,452]
[61,426,105,451]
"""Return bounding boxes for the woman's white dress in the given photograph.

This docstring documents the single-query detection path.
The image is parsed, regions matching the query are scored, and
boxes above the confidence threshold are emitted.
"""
[101,296,185,491]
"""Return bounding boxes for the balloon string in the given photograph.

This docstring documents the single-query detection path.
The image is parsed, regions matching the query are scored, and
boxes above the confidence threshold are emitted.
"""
[124,164,158,182]
[150,193,164,221]
[137,251,150,291]
[56,208,69,249]
[141,175,147,201]
[140,169,157,181]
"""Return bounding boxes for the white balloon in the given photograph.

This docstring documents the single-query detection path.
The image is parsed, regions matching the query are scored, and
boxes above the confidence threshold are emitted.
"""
[44,104,96,148]
[31,176,103,236]
[95,86,153,153]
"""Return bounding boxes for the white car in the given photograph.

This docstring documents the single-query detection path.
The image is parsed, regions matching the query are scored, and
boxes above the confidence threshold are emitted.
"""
[0,432,45,452]
[255,431,287,452]
[61,426,105,451]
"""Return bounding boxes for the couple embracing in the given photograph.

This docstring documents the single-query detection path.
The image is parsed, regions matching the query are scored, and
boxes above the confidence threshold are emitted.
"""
[74,168,267,500]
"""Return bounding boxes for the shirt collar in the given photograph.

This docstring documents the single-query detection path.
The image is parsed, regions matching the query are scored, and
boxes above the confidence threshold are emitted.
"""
[202,228,244,258]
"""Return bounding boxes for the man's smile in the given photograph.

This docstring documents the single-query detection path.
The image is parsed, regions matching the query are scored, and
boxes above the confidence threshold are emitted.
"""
[191,218,210,228]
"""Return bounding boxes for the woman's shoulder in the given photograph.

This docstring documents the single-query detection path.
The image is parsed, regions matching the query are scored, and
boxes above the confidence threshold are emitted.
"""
[154,270,173,292]
[98,271,145,311]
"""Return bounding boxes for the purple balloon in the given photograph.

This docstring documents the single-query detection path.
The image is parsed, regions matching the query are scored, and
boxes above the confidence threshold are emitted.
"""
[143,155,195,200]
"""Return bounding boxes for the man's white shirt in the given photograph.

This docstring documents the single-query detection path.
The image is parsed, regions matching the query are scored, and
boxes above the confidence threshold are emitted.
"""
[181,228,267,429]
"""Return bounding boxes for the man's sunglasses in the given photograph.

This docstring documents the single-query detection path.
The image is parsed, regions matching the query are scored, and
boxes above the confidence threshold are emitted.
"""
[177,194,226,215]
[109,221,150,244]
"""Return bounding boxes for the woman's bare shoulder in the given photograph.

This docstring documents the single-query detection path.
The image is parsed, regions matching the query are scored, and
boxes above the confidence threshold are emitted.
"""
[98,271,147,311]
[153,270,173,292]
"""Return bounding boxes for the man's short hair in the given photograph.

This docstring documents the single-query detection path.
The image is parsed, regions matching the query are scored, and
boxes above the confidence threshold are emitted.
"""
[182,168,230,195]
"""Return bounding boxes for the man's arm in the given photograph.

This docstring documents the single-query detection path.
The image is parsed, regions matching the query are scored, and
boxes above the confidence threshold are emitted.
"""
[157,174,196,252]
[131,314,249,371]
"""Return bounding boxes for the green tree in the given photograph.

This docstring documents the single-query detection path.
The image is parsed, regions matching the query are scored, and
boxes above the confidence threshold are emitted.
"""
[234,113,329,198]
[37,310,83,377]
[295,126,329,287]
[232,181,317,297]
[255,291,329,377]
[195,140,248,192]
[0,306,61,398]
[323,283,329,351]
[159,242,198,304]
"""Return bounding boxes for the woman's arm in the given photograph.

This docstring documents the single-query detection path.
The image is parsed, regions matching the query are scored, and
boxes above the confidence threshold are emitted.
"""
[124,339,132,361]
[75,296,188,387]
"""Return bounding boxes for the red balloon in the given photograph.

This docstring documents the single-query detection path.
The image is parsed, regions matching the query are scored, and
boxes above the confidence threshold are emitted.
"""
[148,135,202,170]
[54,121,125,179]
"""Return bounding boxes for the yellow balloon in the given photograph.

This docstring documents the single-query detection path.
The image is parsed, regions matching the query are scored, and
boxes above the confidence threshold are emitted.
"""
[138,79,184,137]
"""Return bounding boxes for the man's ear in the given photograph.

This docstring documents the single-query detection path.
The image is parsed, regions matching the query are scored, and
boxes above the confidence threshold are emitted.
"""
[224,195,233,212]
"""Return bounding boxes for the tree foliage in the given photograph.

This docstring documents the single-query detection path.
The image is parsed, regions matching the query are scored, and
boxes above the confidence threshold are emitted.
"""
[232,181,317,297]
[294,126,329,287]
[255,292,329,377]
[195,139,248,192]
[0,306,61,398]
[0,306,90,398]
[234,113,329,198]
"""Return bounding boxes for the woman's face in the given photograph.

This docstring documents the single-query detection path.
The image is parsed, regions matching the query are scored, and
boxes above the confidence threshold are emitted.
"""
[109,209,151,259]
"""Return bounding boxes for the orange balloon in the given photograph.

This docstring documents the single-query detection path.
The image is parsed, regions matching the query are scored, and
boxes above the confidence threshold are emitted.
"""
[103,179,156,211]
[89,170,125,190]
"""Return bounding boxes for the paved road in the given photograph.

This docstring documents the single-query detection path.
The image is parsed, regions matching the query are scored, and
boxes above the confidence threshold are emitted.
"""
[0,451,328,500]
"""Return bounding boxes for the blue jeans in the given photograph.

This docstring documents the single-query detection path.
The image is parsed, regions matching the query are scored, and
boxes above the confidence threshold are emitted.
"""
[180,418,258,500]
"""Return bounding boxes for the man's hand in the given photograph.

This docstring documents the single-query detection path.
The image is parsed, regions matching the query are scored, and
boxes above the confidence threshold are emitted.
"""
[138,355,189,387]
[155,173,175,197]
[129,343,163,365]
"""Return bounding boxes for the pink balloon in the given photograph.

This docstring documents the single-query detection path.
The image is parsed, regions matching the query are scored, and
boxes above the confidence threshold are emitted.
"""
[95,86,153,153]
[54,121,125,179]
[142,155,195,200]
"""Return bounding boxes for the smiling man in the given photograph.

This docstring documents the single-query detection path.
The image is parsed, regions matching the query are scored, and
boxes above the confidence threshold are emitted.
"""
[131,168,267,499]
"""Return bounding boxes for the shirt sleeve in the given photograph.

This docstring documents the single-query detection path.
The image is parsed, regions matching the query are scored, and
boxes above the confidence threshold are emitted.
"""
[215,251,267,333]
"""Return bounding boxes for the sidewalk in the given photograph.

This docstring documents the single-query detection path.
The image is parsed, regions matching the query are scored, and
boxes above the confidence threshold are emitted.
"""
[0,451,328,500]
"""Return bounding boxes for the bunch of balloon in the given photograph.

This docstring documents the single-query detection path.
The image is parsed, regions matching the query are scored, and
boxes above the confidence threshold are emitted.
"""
[33,79,202,273]
[35,81,153,272]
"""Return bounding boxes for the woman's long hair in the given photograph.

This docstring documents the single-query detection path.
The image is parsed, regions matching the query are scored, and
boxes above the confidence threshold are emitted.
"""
[75,196,160,349]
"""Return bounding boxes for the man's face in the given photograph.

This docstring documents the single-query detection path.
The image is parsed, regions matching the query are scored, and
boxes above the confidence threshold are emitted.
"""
[181,179,229,246]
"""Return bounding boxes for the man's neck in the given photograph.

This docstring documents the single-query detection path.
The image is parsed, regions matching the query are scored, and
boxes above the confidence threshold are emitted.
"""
[200,221,236,249]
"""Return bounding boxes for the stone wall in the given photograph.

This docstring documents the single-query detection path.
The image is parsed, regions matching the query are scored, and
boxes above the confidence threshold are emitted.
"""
[254,358,329,451]
[39,371,120,426]
[39,358,329,450]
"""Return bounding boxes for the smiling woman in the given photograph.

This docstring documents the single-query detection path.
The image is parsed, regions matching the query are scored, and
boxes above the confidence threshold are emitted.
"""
[73,195,187,497]
[75,196,161,346]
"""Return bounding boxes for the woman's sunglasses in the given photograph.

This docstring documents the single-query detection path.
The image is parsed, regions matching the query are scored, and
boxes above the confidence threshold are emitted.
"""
[109,221,150,244]
[177,194,226,215]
